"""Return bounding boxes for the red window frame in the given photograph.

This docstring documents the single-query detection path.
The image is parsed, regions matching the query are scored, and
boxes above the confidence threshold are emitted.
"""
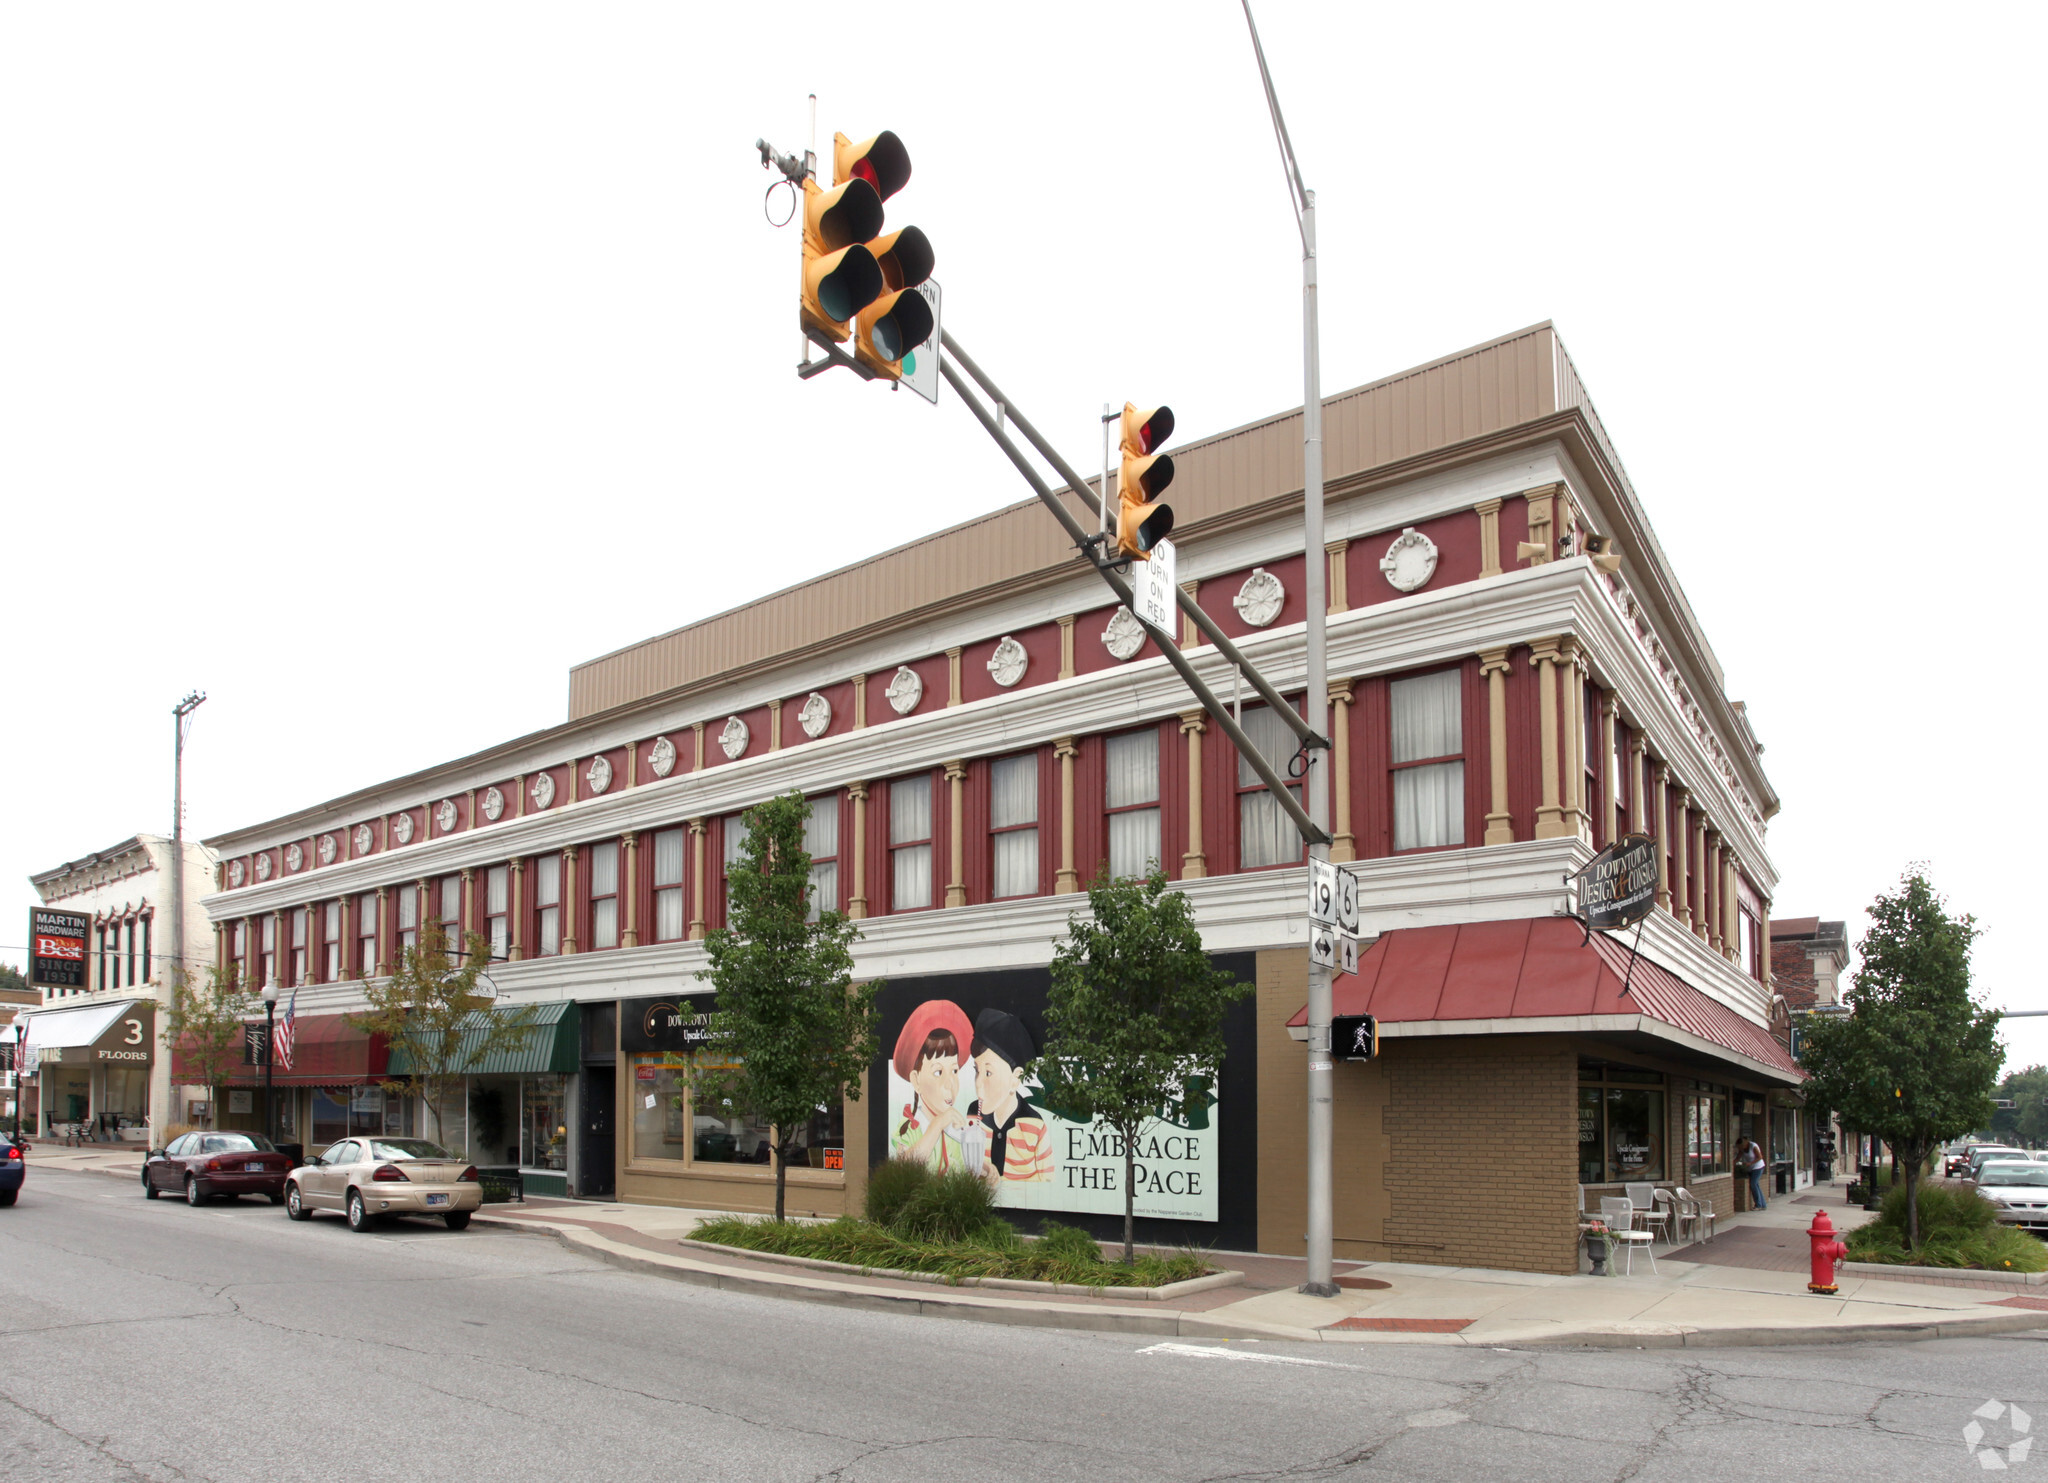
[484,866,509,960]
[395,883,419,958]
[987,752,1043,899]
[355,893,379,977]
[1231,703,1305,873]
[290,906,308,987]
[886,772,937,913]
[805,793,841,921]
[587,839,621,951]
[531,853,562,957]
[323,901,341,983]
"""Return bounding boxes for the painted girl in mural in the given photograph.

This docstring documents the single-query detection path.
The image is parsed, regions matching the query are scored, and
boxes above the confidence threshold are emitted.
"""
[966,1008,1055,1185]
[889,1000,975,1171]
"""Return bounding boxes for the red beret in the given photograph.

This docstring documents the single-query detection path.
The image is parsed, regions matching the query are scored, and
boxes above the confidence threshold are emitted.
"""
[891,999,974,1081]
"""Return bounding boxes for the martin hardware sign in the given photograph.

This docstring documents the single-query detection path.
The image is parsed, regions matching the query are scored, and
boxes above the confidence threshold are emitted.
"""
[1572,834,1659,931]
[29,909,91,990]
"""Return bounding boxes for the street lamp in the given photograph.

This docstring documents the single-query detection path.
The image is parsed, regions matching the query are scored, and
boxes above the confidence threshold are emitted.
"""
[10,1021,22,1142]
[260,982,277,1146]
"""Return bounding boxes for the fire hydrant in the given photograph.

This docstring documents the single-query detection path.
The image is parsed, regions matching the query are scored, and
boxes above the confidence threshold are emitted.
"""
[1808,1210,1848,1294]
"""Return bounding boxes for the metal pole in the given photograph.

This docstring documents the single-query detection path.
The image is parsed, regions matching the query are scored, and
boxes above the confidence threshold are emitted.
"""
[1101,403,1114,544]
[264,1000,276,1145]
[170,692,204,993]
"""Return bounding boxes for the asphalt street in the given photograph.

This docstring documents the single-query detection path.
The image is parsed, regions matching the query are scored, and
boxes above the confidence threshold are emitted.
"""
[0,1167,2040,1482]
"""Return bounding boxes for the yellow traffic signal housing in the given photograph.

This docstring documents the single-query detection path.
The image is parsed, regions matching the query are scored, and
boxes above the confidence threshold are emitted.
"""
[800,175,885,343]
[1116,402,1176,560]
[834,130,912,202]
[853,225,936,377]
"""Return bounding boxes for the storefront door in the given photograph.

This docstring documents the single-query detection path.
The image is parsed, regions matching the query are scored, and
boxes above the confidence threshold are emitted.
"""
[579,1065,614,1198]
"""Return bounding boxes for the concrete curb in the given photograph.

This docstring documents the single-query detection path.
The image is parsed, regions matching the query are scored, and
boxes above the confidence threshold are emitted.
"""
[1841,1260,2046,1287]
[478,1213,2048,1351]
[670,1235,1244,1300]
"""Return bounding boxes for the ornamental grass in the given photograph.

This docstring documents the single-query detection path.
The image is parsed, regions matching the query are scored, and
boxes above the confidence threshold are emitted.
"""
[1843,1182,2048,1273]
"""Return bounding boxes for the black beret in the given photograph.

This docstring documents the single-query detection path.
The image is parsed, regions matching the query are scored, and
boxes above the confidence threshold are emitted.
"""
[970,1008,1036,1070]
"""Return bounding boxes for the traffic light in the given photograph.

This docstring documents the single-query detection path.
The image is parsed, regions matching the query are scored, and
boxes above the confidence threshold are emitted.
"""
[800,170,885,344]
[1116,402,1176,560]
[828,131,936,381]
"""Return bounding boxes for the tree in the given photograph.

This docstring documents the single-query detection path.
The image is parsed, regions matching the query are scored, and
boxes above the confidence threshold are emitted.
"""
[349,924,539,1151]
[0,963,27,996]
[1992,1065,2048,1149]
[695,792,882,1222]
[160,965,250,1131]
[1039,868,1253,1263]
[1798,871,2001,1249]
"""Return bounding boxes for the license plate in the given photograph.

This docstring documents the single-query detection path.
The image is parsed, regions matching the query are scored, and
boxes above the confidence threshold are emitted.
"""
[426,1194,449,1207]
[246,1163,264,1172]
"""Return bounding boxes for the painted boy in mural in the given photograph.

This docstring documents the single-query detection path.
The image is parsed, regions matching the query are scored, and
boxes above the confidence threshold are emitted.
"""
[966,1008,1055,1184]
[889,1000,975,1171]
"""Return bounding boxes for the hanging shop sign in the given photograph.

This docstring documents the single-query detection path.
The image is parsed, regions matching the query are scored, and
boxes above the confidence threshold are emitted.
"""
[1571,834,1659,931]
[28,909,91,991]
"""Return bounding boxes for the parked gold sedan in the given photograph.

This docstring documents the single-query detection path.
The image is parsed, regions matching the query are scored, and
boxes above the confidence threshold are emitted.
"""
[285,1137,483,1232]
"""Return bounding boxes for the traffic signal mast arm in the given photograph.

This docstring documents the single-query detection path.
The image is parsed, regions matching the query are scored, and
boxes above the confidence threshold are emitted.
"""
[939,331,1328,761]
[937,343,1330,849]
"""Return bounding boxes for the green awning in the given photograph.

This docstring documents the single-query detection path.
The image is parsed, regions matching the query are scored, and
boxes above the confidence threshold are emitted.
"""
[387,1001,579,1078]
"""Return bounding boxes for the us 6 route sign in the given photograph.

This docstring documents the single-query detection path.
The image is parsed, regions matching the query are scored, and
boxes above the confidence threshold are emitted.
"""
[1307,859,1359,934]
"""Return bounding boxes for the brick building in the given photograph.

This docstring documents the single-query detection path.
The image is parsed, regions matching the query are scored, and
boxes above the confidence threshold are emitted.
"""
[198,323,1801,1271]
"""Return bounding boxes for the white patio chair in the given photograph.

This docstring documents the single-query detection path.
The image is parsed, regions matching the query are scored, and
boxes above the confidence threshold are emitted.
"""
[1653,1187,1686,1244]
[1600,1197,1658,1276]
[1675,1186,1716,1244]
[1625,1182,1671,1244]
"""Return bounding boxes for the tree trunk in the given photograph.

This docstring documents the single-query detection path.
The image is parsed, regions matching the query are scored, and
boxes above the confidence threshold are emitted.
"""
[775,1140,789,1223]
[1123,1134,1136,1266]
[1903,1138,1922,1251]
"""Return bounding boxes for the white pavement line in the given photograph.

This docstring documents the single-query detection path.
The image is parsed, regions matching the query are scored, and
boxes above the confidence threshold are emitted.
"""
[1138,1342,1359,1369]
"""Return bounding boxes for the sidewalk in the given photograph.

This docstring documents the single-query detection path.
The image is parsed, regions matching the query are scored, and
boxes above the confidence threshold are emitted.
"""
[37,1149,2047,1348]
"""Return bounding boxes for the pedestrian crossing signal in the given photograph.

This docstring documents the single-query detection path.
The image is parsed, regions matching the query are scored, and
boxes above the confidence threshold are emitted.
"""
[1332,1014,1377,1062]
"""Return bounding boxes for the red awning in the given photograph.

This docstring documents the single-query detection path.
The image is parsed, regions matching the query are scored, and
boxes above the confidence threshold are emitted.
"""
[171,1013,388,1088]
[1289,918,1803,1083]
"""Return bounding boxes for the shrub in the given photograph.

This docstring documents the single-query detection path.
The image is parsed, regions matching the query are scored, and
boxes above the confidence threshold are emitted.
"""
[891,1166,1000,1243]
[1035,1220,1103,1264]
[1877,1180,1995,1238]
[1844,1179,2047,1272]
[863,1155,932,1228]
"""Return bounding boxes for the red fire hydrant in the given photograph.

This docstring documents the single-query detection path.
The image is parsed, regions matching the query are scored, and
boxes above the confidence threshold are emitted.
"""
[1808,1210,1848,1294]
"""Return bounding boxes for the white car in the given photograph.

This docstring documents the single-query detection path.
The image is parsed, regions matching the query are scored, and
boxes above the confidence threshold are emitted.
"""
[285,1137,483,1232]
[1972,1163,2048,1233]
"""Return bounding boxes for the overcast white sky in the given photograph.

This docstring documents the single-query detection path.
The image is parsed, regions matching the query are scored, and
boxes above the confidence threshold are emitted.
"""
[4,4,2042,1072]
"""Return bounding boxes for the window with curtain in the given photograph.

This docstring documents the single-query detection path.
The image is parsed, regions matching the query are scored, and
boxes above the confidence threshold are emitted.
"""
[1236,704,1304,870]
[260,914,277,989]
[485,867,509,961]
[533,854,561,957]
[1585,684,1601,843]
[1105,730,1161,879]
[720,812,750,926]
[652,828,686,941]
[126,920,138,987]
[323,902,341,982]
[806,794,839,921]
[396,884,419,956]
[1685,1085,1728,1177]
[890,774,933,910]
[1739,908,1761,982]
[989,754,1039,898]
[356,893,378,976]
[291,908,308,986]
[440,876,463,954]
[1612,718,1630,818]
[588,840,620,950]
[1390,669,1465,851]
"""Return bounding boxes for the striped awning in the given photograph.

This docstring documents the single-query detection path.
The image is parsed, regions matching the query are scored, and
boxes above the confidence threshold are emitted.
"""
[386,1001,578,1078]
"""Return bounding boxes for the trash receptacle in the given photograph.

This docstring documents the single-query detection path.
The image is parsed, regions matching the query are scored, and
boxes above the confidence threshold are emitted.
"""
[1774,1161,1793,1195]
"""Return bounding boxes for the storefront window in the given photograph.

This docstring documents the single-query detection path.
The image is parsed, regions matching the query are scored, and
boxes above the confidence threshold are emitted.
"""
[695,1066,774,1164]
[312,1089,349,1145]
[523,1074,568,1170]
[1576,1062,1665,1182]
[630,1055,688,1163]
[1684,1084,1728,1178]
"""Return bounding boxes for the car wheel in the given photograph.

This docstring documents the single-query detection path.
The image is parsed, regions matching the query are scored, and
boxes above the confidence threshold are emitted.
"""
[443,1211,471,1231]
[184,1176,207,1206]
[143,1171,160,1200]
[0,1190,15,1208]
[285,1182,311,1222]
[346,1189,374,1233]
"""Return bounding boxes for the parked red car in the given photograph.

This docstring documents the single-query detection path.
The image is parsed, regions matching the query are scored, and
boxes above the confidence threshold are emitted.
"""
[143,1131,292,1205]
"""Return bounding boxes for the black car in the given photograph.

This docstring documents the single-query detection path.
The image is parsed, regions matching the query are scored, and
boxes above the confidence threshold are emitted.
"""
[0,1135,22,1206]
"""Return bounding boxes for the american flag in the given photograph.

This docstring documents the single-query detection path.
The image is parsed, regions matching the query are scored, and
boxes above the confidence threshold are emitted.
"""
[272,990,297,1071]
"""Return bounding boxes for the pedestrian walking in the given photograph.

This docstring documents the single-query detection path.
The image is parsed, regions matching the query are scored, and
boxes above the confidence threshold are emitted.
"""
[1736,1135,1768,1210]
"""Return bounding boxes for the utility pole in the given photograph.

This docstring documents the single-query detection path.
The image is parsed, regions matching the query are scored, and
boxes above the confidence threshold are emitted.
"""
[1241,0,1338,1297]
[170,692,205,994]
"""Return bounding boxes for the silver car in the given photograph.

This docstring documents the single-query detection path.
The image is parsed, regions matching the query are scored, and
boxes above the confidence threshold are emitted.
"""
[285,1137,483,1232]
[1972,1163,2048,1233]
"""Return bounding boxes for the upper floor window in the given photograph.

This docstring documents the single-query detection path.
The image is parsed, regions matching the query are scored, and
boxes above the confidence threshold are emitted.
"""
[990,754,1039,898]
[126,919,139,987]
[1105,730,1160,879]
[323,902,341,982]
[1739,907,1762,983]
[588,840,621,950]
[484,867,509,961]
[721,811,750,925]
[533,854,562,957]
[356,893,378,976]
[890,775,933,910]
[396,884,419,957]
[291,907,308,986]
[651,829,686,941]
[260,914,277,989]
[234,920,251,988]
[1237,705,1304,870]
[1584,684,1601,840]
[1391,670,1464,851]
[806,795,839,922]
[100,924,117,991]
[439,876,463,955]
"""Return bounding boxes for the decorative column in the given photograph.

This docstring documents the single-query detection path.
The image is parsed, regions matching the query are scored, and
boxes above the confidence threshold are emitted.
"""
[1325,539,1350,613]
[1179,710,1207,879]
[944,760,968,906]
[690,721,705,771]
[514,774,526,819]
[508,858,525,961]
[1476,498,1503,578]
[460,867,475,944]
[852,676,867,730]
[1652,766,1672,910]
[1706,833,1725,952]
[846,784,868,919]
[1480,648,1513,845]
[1521,484,1557,566]
[1562,644,1589,842]
[213,922,225,973]
[1628,735,1649,834]
[1180,582,1200,647]
[561,848,580,955]
[1672,792,1692,927]
[621,832,640,948]
[374,885,390,976]
[1691,810,1710,942]
[946,647,963,707]
[1057,616,1076,678]
[1531,639,1567,838]
[1054,736,1080,894]
[1328,681,1356,861]
[686,820,707,939]
[1723,851,1741,963]
[626,742,638,789]
[1600,695,1620,848]
[768,700,783,751]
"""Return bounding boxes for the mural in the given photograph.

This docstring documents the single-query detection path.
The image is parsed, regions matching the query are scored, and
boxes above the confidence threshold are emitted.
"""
[885,996,1219,1222]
